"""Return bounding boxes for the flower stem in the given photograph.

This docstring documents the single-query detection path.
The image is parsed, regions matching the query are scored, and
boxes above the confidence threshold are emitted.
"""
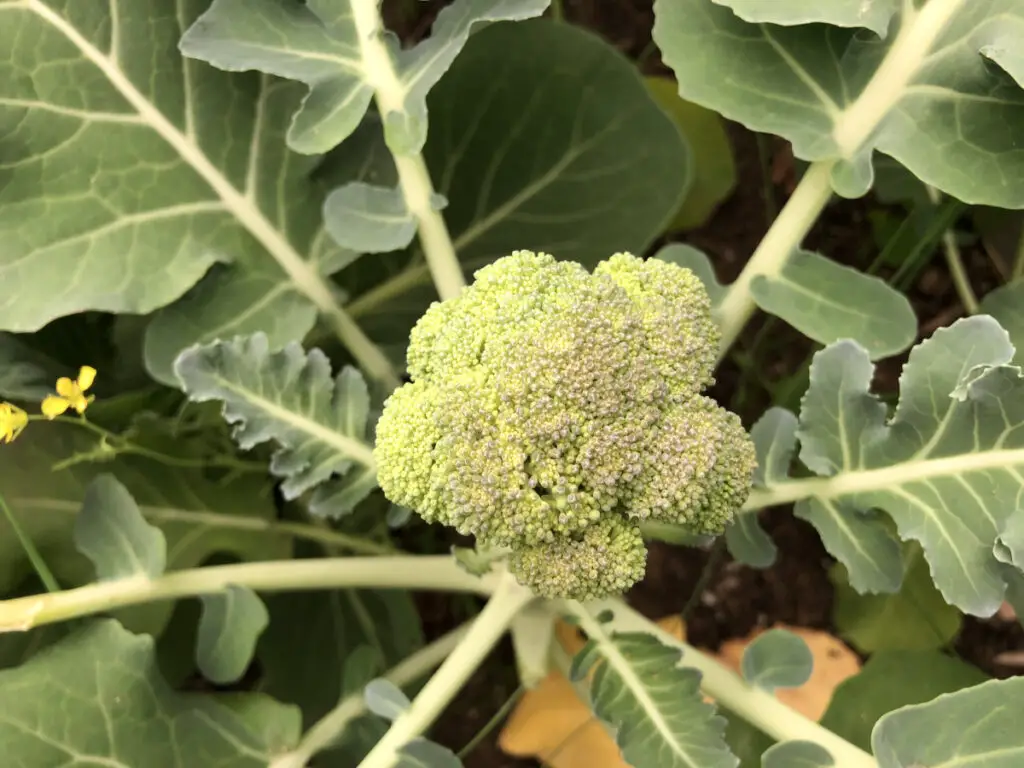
[0,491,59,594]
[357,571,536,768]
[270,622,472,768]
[0,556,495,632]
[351,0,466,302]
[714,161,835,359]
[586,599,878,768]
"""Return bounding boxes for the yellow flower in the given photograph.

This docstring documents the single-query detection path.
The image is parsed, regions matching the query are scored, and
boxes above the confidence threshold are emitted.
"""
[0,402,28,444]
[42,366,97,419]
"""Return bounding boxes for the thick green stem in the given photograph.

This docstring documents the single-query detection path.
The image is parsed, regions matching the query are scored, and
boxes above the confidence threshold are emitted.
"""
[715,161,834,359]
[351,0,466,302]
[358,572,536,768]
[270,622,472,768]
[716,0,968,359]
[588,600,877,768]
[0,556,495,632]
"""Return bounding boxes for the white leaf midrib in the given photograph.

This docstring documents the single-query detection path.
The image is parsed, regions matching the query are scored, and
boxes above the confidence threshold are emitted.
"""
[209,371,376,469]
[590,626,702,766]
[745,445,1024,510]
[25,0,342,319]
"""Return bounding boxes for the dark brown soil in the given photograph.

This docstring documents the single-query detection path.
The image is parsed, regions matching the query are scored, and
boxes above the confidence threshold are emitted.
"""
[385,1,1024,766]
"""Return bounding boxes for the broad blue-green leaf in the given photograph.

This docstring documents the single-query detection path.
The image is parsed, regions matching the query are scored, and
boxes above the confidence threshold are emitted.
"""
[398,740,463,768]
[980,280,1024,364]
[794,499,902,594]
[873,677,1024,767]
[0,619,301,766]
[175,333,375,509]
[740,628,813,692]
[197,585,269,685]
[750,250,916,359]
[585,632,737,768]
[345,20,690,341]
[0,6,360,378]
[655,244,726,307]
[646,76,733,231]
[831,543,962,652]
[726,409,793,568]
[763,316,1024,616]
[751,408,799,486]
[821,650,988,752]
[181,0,549,154]
[711,0,899,35]
[653,0,1024,206]
[324,183,417,253]
[365,678,411,721]
[310,465,380,518]
[142,112,394,387]
[795,341,903,593]
[75,474,166,581]
[762,741,834,768]
[995,511,1024,568]
[0,423,286,630]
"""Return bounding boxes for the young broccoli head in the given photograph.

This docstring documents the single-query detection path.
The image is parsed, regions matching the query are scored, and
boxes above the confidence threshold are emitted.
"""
[374,250,756,599]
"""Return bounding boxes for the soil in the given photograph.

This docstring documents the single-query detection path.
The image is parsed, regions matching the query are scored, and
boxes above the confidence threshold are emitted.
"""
[384,1,1024,766]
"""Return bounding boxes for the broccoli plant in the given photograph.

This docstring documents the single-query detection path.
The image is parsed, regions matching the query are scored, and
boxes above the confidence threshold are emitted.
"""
[375,250,756,600]
[0,1,1023,768]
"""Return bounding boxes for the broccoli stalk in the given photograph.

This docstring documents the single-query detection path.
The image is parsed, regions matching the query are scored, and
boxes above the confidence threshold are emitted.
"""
[374,250,757,600]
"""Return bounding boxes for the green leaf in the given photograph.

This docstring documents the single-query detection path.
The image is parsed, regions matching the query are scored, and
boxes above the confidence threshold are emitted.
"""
[762,741,835,768]
[142,114,394,386]
[721,713,774,768]
[365,678,412,721]
[0,5,362,378]
[770,316,1024,616]
[872,677,1024,767]
[0,619,301,765]
[794,499,902,594]
[75,474,166,581]
[794,342,903,593]
[831,543,962,653]
[586,631,737,768]
[749,250,917,359]
[980,279,1024,365]
[740,628,813,692]
[710,0,899,35]
[820,650,988,753]
[645,76,735,231]
[397,740,463,768]
[653,0,1024,206]
[345,19,690,341]
[323,182,418,253]
[0,423,287,629]
[654,244,726,307]
[175,333,375,509]
[181,0,550,154]
[197,585,269,685]
[0,334,64,401]
[726,409,793,568]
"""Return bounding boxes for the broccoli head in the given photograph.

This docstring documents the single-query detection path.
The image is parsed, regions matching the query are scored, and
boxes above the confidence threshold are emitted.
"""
[374,250,756,600]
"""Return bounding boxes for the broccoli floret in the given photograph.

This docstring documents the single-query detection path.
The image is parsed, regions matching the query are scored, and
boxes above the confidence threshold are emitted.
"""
[509,517,647,601]
[374,250,756,599]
